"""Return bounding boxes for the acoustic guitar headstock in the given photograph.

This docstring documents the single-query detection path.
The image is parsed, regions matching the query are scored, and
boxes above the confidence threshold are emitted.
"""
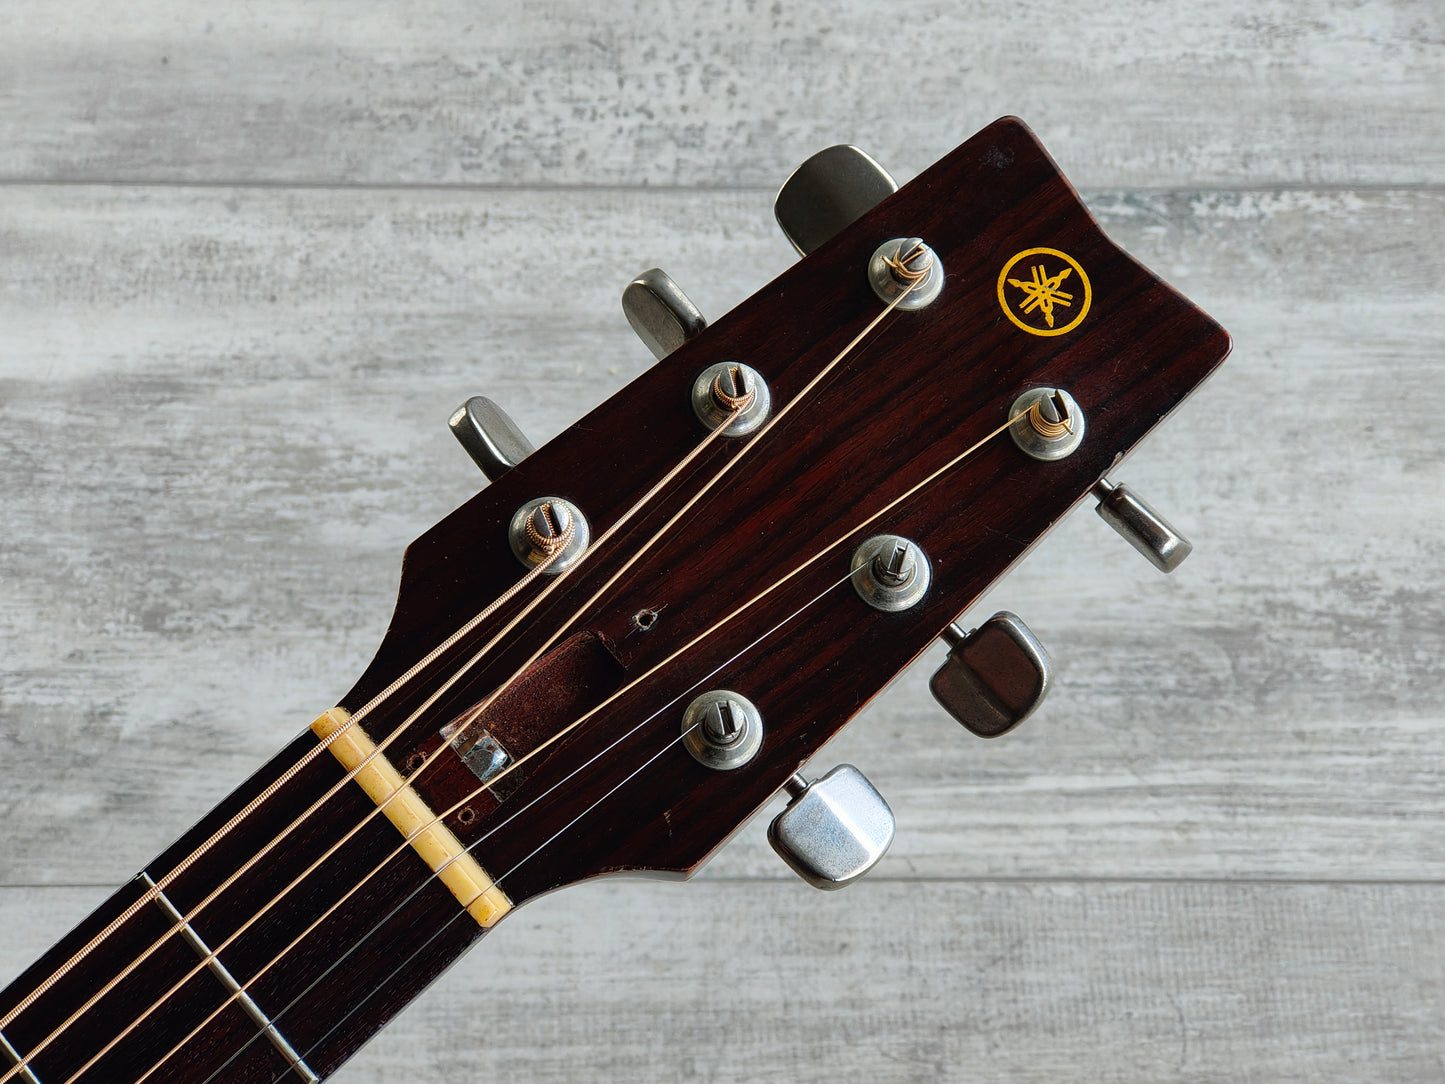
[340,117,1230,909]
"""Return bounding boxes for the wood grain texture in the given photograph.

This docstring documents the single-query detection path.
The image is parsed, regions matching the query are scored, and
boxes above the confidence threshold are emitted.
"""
[1,2,1442,1079]
[2,881,1442,1083]
[2,185,1440,883]
[0,0,1441,188]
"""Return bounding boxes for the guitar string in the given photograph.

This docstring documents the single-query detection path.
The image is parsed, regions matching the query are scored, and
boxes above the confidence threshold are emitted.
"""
[259,401,1032,1084]
[6,405,740,1084]
[0,526,569,1033]
[381,243,937,793]
[9,242,929,1071]
[0,398,740,1084]
[144,401,1027,1084]
[0,531,569,1040]
[55,267,929,1083]
[0,404,748,1083]
[263,719,767,1084]
[21,253,934,1082]
[190,569,859,1084]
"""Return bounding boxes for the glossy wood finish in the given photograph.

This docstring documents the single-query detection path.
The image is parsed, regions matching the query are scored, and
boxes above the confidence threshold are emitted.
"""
[0,723,488,1080]
[343,117,1229,900]
[0,117,1228,1082]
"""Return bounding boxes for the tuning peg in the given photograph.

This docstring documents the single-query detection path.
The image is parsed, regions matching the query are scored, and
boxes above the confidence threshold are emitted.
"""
[448,396,536,482]
[768,764,895,890]
[1092,478,1193,573]
[621,268,708,360]
[929,612,1052,738]
[774,145,899,256]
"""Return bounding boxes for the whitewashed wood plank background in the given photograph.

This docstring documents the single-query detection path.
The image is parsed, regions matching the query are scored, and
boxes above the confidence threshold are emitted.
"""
[1,2,1441,1082]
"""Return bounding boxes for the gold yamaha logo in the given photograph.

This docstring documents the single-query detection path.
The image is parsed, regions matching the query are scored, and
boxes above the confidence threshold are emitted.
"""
[997,247,1092,337]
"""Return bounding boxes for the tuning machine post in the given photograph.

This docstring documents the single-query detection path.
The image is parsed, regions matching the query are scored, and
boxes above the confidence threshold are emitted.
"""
[851,535,931,612]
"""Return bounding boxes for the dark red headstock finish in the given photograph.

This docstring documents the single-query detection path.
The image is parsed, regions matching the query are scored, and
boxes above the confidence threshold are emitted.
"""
[0,118,1235,1084]
[344,116,1230,906]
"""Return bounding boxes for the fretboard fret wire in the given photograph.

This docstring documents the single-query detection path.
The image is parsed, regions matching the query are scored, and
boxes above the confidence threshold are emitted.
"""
[0,1033,40,1084]
[140,875,319,1084]
[17,392,748,1084]
[10,272,930,1084]
[158,399,1026,1084]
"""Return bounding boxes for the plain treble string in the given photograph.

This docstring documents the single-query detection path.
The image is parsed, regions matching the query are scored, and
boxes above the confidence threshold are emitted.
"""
[258,399,1032,1084]
[191,569,860,1084]
[5,401,743,1084]
[22,250,932,1083]
[174,398,1031,1084]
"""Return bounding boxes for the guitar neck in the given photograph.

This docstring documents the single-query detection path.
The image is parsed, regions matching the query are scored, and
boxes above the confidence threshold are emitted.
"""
[3,118,1231,1084]
[0,720,484,1083]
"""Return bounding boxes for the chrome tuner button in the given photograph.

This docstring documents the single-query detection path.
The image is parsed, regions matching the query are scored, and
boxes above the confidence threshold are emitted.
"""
[868,237,943,310]
[851,535,931,612]
[929,612,1052,738]
[1009,387,1085,461]
[1092,478,1193,573]
[622,268,707,360]
[774,145,899,256]
[681,691,763,770]
[507,497,590,574]
[768,765,895,890]
[449,396,536,481]
[691,361,771,437]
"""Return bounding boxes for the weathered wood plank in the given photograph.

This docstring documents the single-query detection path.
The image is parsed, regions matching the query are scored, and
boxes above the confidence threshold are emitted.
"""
[1,185,1441,885]
[0,1,1440,187]
[1,881,1441,1083]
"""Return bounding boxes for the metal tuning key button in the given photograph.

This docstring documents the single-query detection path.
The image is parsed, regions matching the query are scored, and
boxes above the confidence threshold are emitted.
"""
[774,145,899,256]
[929,612,1052,738]
[621,268,708,360]
[1092,478,1193,573]
[768,765,895,890]
[449,396,537,481]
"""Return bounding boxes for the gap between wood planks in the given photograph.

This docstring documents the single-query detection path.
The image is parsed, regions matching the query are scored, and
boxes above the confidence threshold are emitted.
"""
[0,179,1442,195]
